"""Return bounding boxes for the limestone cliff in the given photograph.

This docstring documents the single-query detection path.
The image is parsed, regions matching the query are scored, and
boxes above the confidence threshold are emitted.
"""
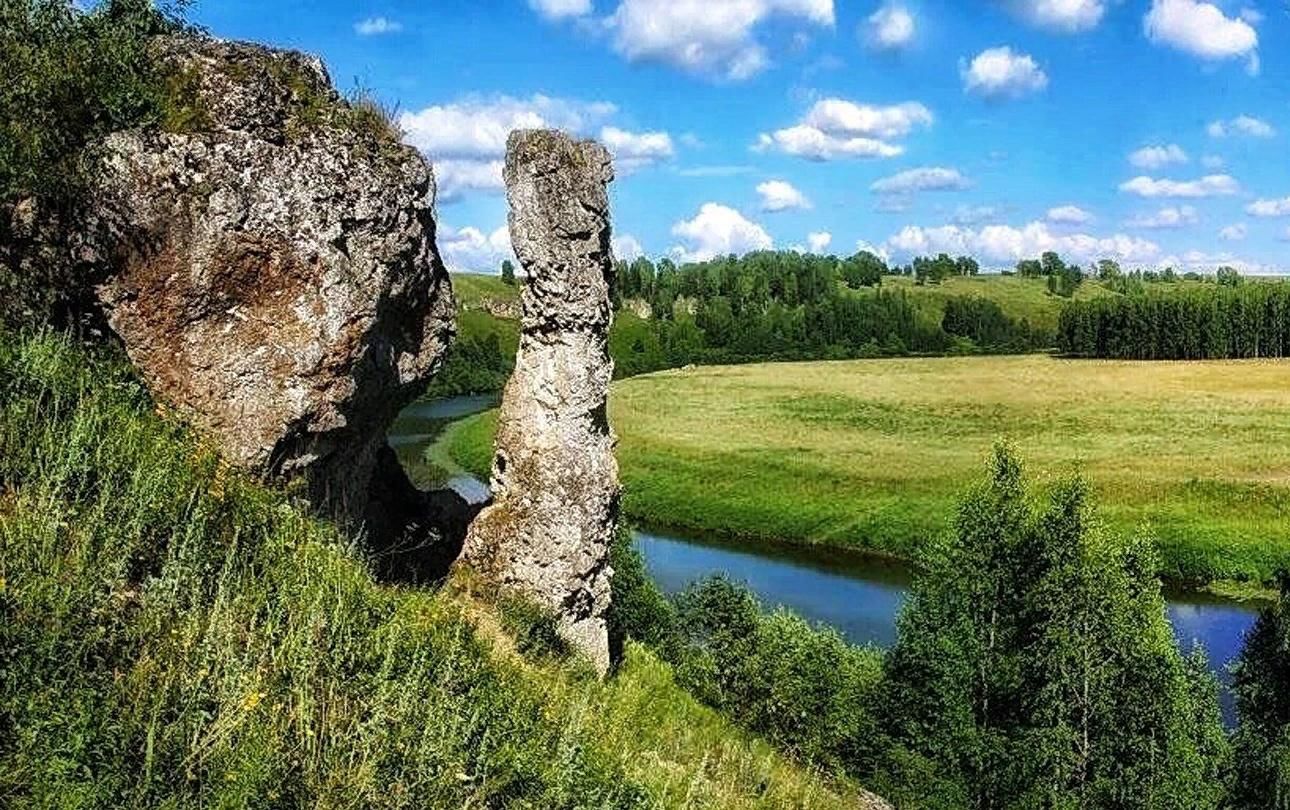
[18,38,456,524]
[458,130,620,673]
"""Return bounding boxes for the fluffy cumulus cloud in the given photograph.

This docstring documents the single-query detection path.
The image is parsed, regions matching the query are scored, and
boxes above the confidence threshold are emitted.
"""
[1118,174,1239,198]
[1015,0,1105,32]
[1219,223,1248,241]
[1207,115,1275,138]
[962,47,1048,99]
[1129,144,1188,170]
[527,0,592,20]
[807,231,833,253]
[866,5,915,50]
[671,202,773,261]
[400,95,672,202]
[870,166,969,195]
[600,126,675,172]
[439,224,515,273]
[1247,197,1290,217]
[756,98,932,161]
[1144,0,1259,73]
[613,233,645,261]
[884,221,1161,265]
[1126,205,1199,229]
[756,179,812,212]
[604,0,835,81]
[1047,205,1093,225]
[354,16,402,35]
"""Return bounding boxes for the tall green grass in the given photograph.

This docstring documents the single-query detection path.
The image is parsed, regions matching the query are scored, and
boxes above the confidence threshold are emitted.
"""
[0,332,875,808]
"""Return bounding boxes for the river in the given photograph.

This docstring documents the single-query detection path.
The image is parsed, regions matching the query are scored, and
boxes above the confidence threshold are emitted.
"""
[391,395,1261,723]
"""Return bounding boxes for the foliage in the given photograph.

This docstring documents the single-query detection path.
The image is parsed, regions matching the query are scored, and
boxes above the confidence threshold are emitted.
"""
[874,446,1229,808]
[500,258,516,285]
[1230,575,1290,808]
[0,0,190,330]
[1059,281,1290,359]
[0,330,871,809]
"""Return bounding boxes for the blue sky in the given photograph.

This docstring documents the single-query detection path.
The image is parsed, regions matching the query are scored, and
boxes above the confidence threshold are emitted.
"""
[191,1,1290,273]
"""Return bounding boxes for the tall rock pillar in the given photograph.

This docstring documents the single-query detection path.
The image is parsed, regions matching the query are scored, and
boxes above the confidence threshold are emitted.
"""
[458,129,619,674]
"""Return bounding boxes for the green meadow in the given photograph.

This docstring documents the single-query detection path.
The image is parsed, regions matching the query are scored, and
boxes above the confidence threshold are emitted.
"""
[448,353,1290,591]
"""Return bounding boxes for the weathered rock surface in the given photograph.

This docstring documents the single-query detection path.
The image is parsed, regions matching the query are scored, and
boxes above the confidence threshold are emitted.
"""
[458,129,620,673]
[80,38,453,522]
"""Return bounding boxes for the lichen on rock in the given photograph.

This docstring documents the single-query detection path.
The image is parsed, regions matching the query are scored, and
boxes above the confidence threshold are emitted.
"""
[457,129,620,674]
[73,37,455,524]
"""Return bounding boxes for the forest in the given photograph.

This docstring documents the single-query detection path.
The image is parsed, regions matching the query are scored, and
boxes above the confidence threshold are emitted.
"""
[1058,277,1290,360]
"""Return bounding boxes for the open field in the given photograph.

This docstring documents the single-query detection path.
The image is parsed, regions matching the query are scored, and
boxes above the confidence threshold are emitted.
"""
[449,354,1290,589]
[875,274,1116,335]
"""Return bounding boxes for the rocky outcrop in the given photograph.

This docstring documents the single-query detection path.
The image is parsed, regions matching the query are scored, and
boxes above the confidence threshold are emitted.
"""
[71,38,453,523]
[457,130,620,673]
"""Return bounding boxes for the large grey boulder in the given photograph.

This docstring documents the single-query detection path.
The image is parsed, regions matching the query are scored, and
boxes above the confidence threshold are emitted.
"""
[458,129,620,674]
[82,38,454,523]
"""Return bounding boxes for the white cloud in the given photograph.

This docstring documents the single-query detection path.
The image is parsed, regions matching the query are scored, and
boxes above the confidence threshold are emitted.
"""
[613,233,645,261]
[866,5,915,50]
[803,98,933,139]
[605,0,835,81]
[1119,174,1240,198]
[1282,227,1290,242]
[1201,154,1225,169]
[528,0,592,20]
[952,205,1003,225]
[1207,115,1275,138]
[884,221,1161,264]
[400,95,664,202]
[756,128,903,160]
[962,47,1048,99]
[756,98,932,161]
[1047,205,1093,225]
[1016,0,1105,32]
[808,231,833,253]
[354,16,402,36]
[1144,0,1259,72]
[600,126,675,172]
[870,167,969,194]
[1126,205,1199,229]
[1219,223,1248,241]
[439,224,515,273]
[671,202,773,261]
[434,160,506,202]
[1247,197,1290,217]
[756,179,812,212]
[1129,144,1188,169]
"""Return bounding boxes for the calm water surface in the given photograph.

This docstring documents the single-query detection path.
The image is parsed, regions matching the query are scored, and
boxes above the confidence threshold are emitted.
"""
[393,395,1261,723]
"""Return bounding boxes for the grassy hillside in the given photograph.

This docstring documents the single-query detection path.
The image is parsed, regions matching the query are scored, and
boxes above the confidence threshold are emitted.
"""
[0,331,879,808]
[449,354,1290,590]
[452,272,520,309]
[874,274,1115,335]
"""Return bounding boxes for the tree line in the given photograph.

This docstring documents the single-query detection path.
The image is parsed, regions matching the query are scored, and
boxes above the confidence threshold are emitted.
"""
[612,446,1290,808]
[607,250,1046,377]
[1058,280,1290,360]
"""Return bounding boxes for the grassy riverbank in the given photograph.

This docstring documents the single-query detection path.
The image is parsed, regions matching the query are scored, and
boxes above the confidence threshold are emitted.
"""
[448,353,1290,591]
[0,331,879,808]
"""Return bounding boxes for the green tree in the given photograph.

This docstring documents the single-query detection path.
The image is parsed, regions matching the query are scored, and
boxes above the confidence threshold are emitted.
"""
[500,259,516,285]
[840,251,886,289]
[1230,575,1290,809]
[876,446,1228,809]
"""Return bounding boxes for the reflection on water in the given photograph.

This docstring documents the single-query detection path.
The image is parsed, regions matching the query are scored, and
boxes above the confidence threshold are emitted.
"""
[388,394,498,493]
[392,395,1262,726]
